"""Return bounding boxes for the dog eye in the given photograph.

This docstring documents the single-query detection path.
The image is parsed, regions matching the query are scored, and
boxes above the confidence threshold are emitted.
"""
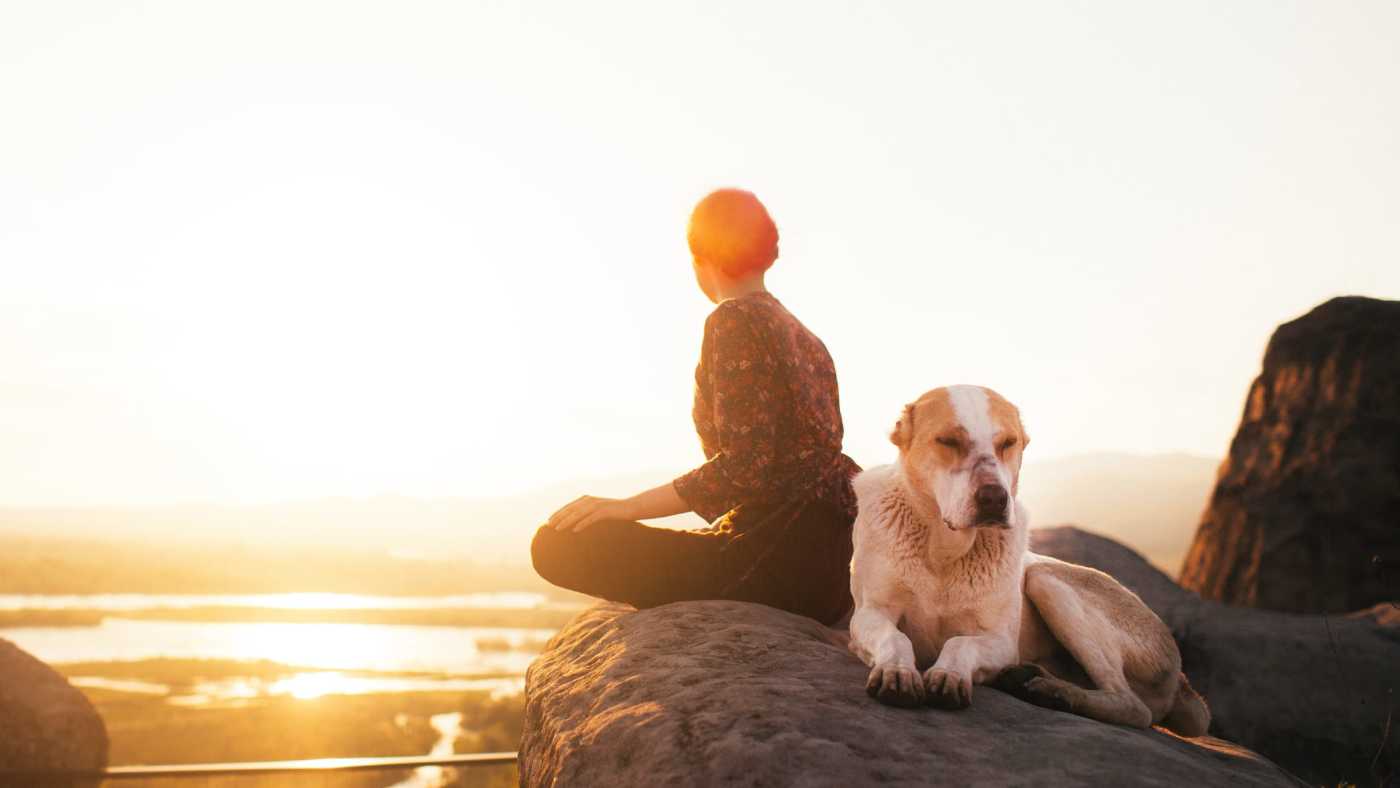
[936,436,962,450]
[999,438,1018,452]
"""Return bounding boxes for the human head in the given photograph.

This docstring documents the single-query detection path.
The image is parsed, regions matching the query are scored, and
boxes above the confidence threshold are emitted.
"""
[687,189,779,300]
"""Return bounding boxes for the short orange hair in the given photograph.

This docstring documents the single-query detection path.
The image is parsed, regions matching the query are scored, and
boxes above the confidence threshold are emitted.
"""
[687,189,779,278]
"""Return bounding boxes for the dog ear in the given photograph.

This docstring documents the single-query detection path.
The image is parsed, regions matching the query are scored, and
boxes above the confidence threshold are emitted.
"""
[889,403,915,449]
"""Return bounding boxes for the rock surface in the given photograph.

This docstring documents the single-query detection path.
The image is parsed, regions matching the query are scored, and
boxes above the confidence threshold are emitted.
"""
[0,637,108,786]
[1178,296,1400,614]
[522,596,1299,786]
[1034,526,1398,786]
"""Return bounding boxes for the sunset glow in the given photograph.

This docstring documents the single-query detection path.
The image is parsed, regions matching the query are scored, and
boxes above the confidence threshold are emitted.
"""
[2,1,1397,515]
[2,6,1393,785]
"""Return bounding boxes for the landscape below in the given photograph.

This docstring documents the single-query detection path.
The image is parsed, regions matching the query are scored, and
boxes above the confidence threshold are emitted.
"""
[0,447,1221,787]
[0,546,583,787]
[3,297,1397,787]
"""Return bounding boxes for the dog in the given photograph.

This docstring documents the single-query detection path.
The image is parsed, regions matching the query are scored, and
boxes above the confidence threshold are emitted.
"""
[847,385,1209,735]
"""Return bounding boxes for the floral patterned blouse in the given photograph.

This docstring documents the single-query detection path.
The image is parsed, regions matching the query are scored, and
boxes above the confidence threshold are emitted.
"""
[672,291,861,527]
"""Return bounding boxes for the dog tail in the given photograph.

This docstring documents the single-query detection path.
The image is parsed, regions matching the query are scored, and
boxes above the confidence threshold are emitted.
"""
[1160,672,1210,737]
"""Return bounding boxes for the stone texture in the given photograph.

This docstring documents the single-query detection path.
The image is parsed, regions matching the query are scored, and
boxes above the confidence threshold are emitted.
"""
[0,637,108,787]
[1179,296,1400,614]
[522,594,1299,787]
[1034,526,1399,786]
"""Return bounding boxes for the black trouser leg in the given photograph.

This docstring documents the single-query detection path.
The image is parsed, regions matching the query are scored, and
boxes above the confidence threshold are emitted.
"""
[530,503,854,626]
[531,519,726,609]
[722,501,855,626]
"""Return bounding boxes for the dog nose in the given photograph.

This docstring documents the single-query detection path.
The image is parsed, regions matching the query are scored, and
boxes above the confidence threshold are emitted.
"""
[975,484,1008,512]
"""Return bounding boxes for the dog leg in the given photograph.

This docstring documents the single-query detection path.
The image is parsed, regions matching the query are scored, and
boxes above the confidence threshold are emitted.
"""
[923,633,1018,710]
[993,662,1085,715]
[1023,570,1154,728]
[994,662,1150,728]
[850,604,925,708]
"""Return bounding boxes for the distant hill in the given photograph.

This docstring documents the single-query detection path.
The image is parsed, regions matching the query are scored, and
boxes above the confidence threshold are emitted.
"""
[1019,453,1220,575]
[0,470,705,566]
[0,454,1218,578]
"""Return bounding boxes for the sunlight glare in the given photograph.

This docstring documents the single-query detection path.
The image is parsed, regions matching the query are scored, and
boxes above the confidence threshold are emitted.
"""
[268,672,357,700]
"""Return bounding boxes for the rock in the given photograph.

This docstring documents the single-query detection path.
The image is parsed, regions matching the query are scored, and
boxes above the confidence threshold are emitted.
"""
[1178,296,1400,614]
[1033,526,1399,787]
[521,599,1299,787]
[0,638,108,787]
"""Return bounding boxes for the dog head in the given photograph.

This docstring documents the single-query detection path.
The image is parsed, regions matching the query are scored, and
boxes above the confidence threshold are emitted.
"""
[890,385,1029,531]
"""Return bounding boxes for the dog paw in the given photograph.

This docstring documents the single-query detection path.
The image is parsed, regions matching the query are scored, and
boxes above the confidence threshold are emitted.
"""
[993,664,1074,712]
[992,662,1049,693]
[922,667,971,710]
[866,664,925,708]
[1022,677,1075,713]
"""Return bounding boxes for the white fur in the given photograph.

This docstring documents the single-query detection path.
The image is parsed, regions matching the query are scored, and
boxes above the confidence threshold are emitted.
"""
[948,385,993,443]
[850,462,1028,709]
[847,389,1207,732]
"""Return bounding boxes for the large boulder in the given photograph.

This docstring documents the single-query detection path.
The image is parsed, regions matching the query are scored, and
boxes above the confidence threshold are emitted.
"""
[1034,526,1399,786]
[0,638,108,786]
[522,599,1299,786]
[1179,296,1400,614]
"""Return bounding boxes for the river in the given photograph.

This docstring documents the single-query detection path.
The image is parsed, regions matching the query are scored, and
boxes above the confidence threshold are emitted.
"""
[2,593,567,701]
[3,594,551,785]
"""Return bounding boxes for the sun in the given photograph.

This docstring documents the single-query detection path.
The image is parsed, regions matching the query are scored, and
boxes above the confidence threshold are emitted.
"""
[268,672,358,700]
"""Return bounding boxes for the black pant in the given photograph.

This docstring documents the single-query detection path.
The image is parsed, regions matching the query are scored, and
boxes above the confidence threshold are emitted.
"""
[531,500,854,626]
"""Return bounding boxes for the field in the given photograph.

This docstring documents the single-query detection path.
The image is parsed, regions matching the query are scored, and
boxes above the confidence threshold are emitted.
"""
[63,659,525,788]
[0,536,556,786]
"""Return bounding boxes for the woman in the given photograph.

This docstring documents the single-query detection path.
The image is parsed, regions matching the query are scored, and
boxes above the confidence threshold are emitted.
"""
[531,188,860,626]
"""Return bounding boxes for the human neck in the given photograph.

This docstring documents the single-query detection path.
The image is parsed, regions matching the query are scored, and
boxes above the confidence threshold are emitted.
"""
[714,274,768,302]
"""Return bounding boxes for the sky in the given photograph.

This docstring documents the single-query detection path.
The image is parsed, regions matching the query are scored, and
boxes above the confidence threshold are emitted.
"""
[2,1,1397,507]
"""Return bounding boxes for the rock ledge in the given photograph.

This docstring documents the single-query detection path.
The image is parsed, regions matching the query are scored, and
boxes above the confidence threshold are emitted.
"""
[0,637,108,786]
[522,591,1299,786]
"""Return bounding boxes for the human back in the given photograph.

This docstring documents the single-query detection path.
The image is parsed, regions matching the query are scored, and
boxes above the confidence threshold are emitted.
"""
[536,187,860,626]
[695,291,855,509]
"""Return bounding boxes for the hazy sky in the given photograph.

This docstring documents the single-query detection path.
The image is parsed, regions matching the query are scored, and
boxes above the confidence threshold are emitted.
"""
[3,1,1397,507]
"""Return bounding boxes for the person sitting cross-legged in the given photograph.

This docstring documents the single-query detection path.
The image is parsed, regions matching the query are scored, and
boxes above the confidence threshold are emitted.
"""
[532,188,861,626]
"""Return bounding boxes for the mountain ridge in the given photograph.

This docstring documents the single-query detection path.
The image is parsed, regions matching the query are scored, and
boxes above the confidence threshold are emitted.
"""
[0,453,1218,572]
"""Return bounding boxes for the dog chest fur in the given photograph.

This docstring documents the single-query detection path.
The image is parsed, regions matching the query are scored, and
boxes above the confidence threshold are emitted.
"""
[852,463,1027,668]
[848,387,1210,734]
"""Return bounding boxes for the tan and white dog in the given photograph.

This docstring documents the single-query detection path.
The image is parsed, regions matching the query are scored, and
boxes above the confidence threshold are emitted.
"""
[847,385,1209,735]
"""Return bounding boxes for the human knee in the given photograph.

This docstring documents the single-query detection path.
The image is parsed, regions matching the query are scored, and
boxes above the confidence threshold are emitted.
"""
[530,524,566,582]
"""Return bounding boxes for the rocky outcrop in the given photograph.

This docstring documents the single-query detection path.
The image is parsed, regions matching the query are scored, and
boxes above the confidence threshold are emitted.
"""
[0,638,108,786]
[1034,526,1398,786]
[1179,296,1400,614]
[522,597,1299,786]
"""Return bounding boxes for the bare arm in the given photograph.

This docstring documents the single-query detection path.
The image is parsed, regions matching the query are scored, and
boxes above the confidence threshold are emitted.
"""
[546,481,690,532]
[623,482,691,521]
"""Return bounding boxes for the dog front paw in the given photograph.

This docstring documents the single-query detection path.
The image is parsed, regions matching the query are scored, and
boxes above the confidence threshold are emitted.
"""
[866,664,925,708]
[923,667,971,710]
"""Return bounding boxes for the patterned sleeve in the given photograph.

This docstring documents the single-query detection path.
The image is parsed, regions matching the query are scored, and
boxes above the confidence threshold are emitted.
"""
[672,304,782,519]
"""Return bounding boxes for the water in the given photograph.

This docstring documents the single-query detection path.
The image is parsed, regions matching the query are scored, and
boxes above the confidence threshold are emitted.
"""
[4,594,545,780]
[69,674,526,705]
[6,617,554,674]
[0,591,553,611]
[386,712,466,788]
[2,593,567,706]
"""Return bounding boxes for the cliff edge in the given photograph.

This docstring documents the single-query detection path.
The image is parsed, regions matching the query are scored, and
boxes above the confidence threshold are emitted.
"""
[520,538,1305,786]
[0,637,108,787]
